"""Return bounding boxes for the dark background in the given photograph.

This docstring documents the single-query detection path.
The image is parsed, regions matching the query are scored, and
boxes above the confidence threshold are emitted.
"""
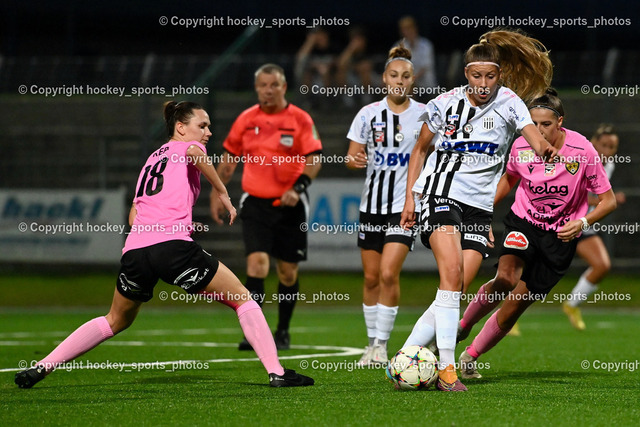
[3,0,638,56]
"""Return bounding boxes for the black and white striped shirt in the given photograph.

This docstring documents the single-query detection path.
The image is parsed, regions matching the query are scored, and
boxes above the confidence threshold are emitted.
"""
[413,85,533,212]
[348,97,426,214]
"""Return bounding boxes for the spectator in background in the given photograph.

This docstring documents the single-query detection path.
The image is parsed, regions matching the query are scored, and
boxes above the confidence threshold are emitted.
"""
[395,16,437,100]
[295,27,337,91]
[336,26,375,107]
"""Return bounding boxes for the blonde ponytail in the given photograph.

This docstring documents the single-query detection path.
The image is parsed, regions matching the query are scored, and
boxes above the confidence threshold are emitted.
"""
[465,29,552,102]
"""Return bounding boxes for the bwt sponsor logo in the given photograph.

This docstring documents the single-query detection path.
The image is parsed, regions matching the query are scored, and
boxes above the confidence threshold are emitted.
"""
[374,151,410,167]
[2,196,104,220]
[441,141,499,156]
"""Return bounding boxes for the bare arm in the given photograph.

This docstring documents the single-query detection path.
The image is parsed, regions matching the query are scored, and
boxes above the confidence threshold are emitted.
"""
[400,123,435,229]
[208,151,239,224]
[186,145,237,225]
[521,124,558,161]
[128,203,137,227]
[557,189,617,242]
[346,140,367,170]
[494,172,520,206]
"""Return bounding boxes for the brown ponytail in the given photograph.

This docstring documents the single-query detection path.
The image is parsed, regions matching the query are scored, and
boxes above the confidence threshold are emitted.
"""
[465,29,552,102]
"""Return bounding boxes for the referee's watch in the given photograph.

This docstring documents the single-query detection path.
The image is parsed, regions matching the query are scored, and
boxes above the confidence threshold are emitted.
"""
[293,174,311,194]
[579,217,589,231]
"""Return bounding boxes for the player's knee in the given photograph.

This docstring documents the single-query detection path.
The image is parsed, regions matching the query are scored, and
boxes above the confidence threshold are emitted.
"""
[279,274,297,287]
[363,271,379,289]
[277,267,298,286]
[440,263,463,285]
[594,258,611,276]
[380,268,399,288]
[493,273,518,293]
[247,256,269,277]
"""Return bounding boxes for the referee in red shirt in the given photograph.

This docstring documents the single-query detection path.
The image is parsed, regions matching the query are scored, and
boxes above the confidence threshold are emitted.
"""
[211,63,323,350]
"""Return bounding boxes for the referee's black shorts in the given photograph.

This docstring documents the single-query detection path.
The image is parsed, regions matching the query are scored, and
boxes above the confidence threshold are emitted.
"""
[117,240,219,302]
[239,193,308,263]
[499,210,577,297]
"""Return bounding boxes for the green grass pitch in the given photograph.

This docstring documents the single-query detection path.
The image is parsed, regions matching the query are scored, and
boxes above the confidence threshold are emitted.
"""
[1,272,639,426]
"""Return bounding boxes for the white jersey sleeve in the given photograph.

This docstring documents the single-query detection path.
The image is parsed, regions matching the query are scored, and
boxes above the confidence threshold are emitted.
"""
[347,106,372,145]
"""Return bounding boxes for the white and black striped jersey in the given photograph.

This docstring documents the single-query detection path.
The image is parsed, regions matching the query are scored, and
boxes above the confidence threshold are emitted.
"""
[413,85,533,212]
[347,97,426,214]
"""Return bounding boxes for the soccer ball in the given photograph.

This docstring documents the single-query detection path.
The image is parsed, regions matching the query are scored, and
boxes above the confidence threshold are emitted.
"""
[386,345,438,390]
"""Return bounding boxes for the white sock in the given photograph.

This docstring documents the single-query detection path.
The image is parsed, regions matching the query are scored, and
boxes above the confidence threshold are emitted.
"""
[375,304,399,344]
[434,289,460,370]
[403,301,436,347]
[568,273,599,307]
[363,304,378,346]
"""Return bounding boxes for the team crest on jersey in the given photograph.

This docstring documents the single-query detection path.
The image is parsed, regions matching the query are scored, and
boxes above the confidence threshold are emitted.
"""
[463,123,473,134]
[544,163,556,176]
[395,133,404,142]
[518,149,535,163]
[374,131,385,143]
[504,231,529,250]
[565,161,579,175]
[483,117,494,130]
[444,124,456,137]
[280,134,294,147]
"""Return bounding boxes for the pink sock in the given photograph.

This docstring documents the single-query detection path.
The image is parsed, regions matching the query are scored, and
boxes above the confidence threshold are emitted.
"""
[236,301,285,376]
[461,284,501,331]
[467,310,509,358]
[38,316,114,372]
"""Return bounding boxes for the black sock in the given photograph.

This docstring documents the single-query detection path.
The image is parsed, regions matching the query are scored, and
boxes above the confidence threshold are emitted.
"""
[277,280,299,332]
[245,276,265,307]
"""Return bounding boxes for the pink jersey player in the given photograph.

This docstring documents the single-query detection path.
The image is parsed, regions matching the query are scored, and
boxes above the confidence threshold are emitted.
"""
[507,128,611,232]
[123,140,206,253]
[15,101,314,389]
[456,89,617,380]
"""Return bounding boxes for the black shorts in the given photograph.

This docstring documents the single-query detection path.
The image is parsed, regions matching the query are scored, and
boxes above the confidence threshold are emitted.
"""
[117,240,219,302]
[419,195,492,256]
[357,212,417,252]
[499,210,577,297]
[239,193,308,263]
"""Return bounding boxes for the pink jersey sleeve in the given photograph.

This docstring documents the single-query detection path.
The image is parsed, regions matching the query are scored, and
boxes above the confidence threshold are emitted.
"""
[583,146,612,195]
[122,141,205,253]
